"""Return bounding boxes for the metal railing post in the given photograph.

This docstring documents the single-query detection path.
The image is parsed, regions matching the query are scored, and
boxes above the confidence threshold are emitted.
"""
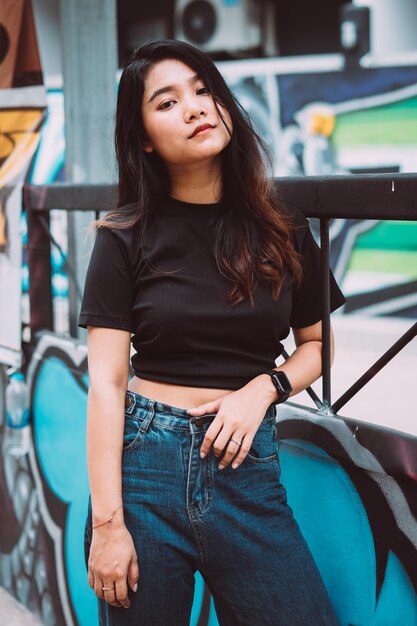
[331,321,417,414]
[320,216,332,413]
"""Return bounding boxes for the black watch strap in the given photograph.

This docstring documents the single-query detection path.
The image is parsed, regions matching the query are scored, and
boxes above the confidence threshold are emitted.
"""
[264,370,292,405]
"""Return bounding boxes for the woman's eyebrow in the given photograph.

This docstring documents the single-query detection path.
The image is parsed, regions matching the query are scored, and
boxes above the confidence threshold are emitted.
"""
[147,74,201,104]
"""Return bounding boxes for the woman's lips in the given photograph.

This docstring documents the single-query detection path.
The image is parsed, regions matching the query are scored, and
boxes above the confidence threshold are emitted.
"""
[190,124,214,138]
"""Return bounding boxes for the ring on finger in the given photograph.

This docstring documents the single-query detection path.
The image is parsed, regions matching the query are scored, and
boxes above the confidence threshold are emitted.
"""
[230,437,242,446]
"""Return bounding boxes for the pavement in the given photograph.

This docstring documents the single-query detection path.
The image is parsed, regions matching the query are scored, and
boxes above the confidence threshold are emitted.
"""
[0,587,43,625]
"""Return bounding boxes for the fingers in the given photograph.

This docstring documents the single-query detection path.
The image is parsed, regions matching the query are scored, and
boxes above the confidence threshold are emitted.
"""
[227,437,253,469]
[186,399,220,416]
[199,421,223,459]
[88,566,94,590]
[88,555,139,609]
[217,433,248,470]
[92,573,108,602]
[200,420,252,469]
[199,417,257,469]
[102,579,124,608]
[127,553,140,592]
[195,400,265,468]
[88,567,126,608]
[114,577,130,608]
[200,421,237,462]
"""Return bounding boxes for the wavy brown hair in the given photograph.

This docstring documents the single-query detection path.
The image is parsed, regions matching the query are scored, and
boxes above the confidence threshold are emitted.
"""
[95,39,303,306]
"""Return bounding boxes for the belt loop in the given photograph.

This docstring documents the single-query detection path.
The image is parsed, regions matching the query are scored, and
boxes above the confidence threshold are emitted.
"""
[139,399,155,435]
[125,391,136,414]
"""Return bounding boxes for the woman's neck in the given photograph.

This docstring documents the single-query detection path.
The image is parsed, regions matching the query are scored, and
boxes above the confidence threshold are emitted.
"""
[168,158,223,204]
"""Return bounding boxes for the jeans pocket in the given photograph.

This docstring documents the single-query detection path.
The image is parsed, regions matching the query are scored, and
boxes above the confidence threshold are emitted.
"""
[245,419,279,465]
[122,412,145,454]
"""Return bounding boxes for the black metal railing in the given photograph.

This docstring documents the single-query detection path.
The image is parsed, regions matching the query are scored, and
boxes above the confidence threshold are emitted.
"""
[23,174,417,417]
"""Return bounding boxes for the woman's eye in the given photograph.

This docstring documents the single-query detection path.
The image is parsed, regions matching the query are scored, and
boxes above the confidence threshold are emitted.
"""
[197,86,210,95]
[159,100,175,110]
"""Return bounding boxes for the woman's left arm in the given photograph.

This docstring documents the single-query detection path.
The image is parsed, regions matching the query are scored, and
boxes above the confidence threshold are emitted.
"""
[267,319,335,400]
[187,320,335,469]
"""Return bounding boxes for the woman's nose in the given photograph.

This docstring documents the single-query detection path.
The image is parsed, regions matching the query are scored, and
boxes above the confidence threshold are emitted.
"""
[184,96,207,121]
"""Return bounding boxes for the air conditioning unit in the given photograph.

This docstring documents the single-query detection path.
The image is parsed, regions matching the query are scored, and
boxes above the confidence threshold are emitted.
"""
[175,0,262,53]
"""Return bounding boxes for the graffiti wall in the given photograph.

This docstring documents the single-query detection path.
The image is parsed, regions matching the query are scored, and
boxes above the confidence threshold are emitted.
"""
[0,0,46,366]
[219,55,417,320]
[276,404,417,626]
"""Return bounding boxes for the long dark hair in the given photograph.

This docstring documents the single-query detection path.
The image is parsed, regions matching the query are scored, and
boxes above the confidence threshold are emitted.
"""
[96,39,303,306]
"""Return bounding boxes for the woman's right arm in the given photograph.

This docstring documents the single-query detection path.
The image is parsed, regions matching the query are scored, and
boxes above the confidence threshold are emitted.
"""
[86,326,139,609]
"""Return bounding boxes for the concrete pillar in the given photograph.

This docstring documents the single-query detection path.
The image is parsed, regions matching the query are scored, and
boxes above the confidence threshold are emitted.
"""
[59,0,118,337]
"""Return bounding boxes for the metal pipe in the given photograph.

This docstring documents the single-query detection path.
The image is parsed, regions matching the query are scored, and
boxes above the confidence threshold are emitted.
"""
[320,217,332,412]
[24,174,417,220]
[332,322,417,414]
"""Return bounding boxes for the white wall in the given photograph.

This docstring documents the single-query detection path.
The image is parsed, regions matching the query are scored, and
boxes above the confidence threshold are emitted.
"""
[354,0,417,56]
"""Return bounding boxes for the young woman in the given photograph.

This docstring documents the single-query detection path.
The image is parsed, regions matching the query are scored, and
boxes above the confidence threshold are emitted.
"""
[79,39,345,625]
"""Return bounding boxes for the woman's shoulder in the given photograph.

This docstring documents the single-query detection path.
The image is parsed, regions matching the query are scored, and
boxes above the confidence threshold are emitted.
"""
[97,205,142,242]
[94,223,134,257]
[93,208,144,266]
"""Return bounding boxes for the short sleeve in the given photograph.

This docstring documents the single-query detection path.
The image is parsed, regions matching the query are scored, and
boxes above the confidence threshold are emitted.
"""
[289,210,346,329]
[78,226,134,332]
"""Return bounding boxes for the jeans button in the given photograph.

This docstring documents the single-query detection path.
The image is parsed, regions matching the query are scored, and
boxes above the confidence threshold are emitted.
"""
[125,396,132,408]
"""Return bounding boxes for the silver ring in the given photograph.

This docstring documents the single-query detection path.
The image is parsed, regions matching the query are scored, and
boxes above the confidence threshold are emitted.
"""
[102,586,115,591]
[230,438,242,446]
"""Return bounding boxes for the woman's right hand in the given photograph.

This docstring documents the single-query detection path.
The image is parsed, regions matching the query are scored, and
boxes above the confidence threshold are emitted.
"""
[87,521,139,608]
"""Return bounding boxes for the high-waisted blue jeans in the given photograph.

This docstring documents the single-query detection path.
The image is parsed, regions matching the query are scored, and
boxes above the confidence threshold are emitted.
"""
[84,390,339,626]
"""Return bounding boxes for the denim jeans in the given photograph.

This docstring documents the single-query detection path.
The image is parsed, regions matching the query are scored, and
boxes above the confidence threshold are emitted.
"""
[84,390,339,626]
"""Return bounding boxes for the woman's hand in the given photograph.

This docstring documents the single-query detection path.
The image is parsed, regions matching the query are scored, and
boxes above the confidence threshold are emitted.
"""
[87,522,139,608]
[186,376,275,470]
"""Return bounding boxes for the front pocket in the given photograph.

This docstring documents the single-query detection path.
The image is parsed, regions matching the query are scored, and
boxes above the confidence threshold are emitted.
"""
[122,413,144,454]
[246,449,278,464]
[244,419,279,465]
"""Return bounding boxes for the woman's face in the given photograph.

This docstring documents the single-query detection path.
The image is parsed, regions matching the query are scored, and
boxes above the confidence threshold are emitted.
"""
[140,58,232,167]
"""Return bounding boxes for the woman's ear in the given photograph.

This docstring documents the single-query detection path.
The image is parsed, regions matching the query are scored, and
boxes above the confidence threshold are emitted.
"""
[142,133,154,154]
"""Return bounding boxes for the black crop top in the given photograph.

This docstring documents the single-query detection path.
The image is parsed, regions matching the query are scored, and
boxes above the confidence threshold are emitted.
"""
[78,196,346,389]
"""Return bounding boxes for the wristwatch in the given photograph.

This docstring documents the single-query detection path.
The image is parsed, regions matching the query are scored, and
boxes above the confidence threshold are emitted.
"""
[264,370,293,405]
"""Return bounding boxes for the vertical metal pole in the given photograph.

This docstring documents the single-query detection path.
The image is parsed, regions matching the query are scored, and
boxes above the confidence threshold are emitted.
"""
[59,0,118,338]
[320,217,332,412]
[26,206,54,335]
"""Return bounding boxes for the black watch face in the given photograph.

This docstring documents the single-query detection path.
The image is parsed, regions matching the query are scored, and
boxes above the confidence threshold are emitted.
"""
[274,371,292,392]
